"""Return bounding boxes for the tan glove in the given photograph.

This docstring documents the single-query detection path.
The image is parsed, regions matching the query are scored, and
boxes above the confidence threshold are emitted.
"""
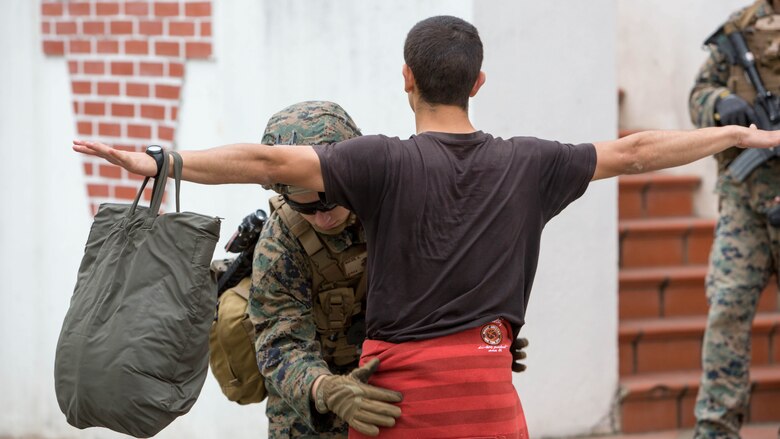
[314,358,402,436]
[511,337,529,372]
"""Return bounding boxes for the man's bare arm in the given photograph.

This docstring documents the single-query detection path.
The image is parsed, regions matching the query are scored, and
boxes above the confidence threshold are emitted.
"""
[591,125,780,180]
[72,140,325,192]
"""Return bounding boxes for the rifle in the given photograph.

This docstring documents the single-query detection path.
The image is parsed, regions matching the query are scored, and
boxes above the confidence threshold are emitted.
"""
[708,22,780,181]
[215,209,268,296]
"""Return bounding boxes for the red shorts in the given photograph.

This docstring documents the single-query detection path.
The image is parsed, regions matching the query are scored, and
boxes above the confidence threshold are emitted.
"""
[351,319,529,439]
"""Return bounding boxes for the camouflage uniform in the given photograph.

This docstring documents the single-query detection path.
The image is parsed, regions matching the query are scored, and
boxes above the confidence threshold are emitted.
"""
[246,101,365,438]
[689,2,780,437]
[249,212,365,438]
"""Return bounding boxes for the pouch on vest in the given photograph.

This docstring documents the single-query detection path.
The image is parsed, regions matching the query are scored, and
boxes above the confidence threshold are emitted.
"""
[208,275,266,404]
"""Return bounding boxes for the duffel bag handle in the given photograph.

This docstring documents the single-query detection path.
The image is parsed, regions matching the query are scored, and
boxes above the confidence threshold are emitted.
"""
[129,147,169,217]
[128,146,183,217]
[170,150,183,213]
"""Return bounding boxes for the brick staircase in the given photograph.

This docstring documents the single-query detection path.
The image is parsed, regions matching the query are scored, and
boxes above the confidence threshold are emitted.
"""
[617,173,780,434]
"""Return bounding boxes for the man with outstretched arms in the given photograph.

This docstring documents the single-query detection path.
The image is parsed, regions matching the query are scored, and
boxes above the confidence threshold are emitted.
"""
[74,15,780,438]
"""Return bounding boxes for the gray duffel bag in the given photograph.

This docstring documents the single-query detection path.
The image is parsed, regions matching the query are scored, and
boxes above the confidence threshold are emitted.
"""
[55,149,221,437]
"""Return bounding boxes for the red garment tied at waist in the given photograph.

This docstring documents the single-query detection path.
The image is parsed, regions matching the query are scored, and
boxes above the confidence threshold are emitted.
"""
[351,319,528,439]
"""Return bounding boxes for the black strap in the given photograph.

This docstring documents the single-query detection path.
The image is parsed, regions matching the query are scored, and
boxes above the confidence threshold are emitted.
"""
[146,145,165,177]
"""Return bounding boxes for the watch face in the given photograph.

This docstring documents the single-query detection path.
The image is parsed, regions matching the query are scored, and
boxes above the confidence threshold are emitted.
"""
[147,145,162,153]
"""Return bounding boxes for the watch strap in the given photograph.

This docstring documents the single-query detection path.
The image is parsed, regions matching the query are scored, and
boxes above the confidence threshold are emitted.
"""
[145,145,165,177]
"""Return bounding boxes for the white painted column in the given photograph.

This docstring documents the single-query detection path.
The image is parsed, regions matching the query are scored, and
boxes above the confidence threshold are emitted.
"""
[473,1,618,436]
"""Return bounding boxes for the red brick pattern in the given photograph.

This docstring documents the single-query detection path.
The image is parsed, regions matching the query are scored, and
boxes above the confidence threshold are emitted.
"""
[41,0,213,215]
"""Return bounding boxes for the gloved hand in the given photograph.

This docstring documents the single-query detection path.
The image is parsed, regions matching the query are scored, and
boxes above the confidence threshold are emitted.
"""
[715,94,757,127]
[314,358,402,437]
[511,337,529,373]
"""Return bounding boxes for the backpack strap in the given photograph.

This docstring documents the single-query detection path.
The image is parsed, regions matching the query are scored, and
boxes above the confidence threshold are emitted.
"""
[269,195,315,244]
[270,195,344,284]
[735,0,771,30]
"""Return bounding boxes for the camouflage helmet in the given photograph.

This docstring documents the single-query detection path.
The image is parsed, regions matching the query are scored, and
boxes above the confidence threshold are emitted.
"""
[261,101,361,195]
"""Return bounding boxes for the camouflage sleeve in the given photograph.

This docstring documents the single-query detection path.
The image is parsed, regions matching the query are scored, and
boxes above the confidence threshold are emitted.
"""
[689,44,731,128]
[248,213,333,431]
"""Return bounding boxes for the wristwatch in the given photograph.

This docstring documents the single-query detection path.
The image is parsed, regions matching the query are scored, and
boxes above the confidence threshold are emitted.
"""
[145,145,164,177]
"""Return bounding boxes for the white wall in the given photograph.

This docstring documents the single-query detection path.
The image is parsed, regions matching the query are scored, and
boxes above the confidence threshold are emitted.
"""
[474,1,618,436]
[0,1,619,438]
[0,0,91,436]
[617,0,749,217]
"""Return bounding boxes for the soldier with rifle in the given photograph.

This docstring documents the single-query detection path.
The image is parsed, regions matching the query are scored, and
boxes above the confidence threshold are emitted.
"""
[690,1,780,437]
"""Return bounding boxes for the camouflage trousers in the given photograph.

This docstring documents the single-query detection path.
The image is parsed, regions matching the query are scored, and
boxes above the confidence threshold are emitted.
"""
[693,162,780,439]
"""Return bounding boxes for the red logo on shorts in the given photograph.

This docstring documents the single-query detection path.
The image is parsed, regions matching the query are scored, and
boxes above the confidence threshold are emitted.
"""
[481,323,502,346]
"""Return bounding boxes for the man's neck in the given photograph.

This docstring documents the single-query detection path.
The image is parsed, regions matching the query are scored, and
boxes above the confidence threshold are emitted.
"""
[413,102,477,135]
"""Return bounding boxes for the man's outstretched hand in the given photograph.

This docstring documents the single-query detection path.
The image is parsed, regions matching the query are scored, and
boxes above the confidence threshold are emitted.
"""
[72,140,158,177]
[738,124,780,149]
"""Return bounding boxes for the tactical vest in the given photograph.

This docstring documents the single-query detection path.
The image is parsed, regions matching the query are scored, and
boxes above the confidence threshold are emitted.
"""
[269,195,368,370]
[721,1,780,166]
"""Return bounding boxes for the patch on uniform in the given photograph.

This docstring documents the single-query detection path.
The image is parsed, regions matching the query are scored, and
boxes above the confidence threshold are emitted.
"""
[480,323,502,346]
[342,253,367,277]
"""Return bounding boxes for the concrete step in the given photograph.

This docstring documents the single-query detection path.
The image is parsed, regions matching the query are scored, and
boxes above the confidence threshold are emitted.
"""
[619,265,779,319]
[618,366,780,433]
[619,217,715,269]
[619,174,701,220]
[618,313,780,376]
[616,172,780,434]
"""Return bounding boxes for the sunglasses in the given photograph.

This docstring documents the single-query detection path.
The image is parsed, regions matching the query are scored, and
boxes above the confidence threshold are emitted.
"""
[284,193,338,215]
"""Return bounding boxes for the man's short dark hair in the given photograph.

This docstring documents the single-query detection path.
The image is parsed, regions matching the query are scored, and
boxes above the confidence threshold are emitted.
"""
[403,16,483,110]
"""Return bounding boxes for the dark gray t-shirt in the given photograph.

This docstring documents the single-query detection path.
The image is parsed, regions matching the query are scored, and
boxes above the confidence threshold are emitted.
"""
[314,131,596,343]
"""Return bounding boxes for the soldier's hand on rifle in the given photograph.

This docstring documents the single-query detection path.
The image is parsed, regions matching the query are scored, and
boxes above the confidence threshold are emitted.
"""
[313,358,402,436]
[511,337,529,372]
[715,94,757,127]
